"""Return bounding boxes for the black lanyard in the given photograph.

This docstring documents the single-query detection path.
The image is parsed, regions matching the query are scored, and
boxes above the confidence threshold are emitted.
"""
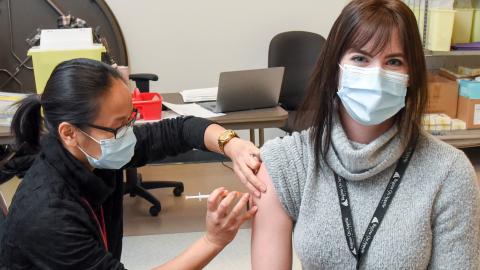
[334,139,417,269]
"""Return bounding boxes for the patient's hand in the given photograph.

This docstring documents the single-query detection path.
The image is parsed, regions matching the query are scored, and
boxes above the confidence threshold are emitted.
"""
[204,187,258,248]
[223,138,265,197]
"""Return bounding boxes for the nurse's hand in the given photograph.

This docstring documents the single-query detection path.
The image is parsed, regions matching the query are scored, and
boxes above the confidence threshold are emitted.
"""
[205,188,258,248]
[223,138,265,197]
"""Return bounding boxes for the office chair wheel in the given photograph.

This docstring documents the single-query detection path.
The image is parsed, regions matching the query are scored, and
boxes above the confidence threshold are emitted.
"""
[173,186,184,197]
[149,205,161,216]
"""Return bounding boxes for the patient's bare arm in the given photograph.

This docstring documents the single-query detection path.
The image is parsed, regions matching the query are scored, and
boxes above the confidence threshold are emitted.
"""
[251,164,293,270]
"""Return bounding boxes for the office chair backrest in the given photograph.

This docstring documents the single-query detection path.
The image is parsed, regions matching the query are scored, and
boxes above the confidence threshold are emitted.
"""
[129,73,159,93]
[268,31,326,111]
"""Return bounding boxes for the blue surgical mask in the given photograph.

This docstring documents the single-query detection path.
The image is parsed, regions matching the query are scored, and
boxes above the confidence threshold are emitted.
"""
[77,126,137,169]
[337,64,409,126]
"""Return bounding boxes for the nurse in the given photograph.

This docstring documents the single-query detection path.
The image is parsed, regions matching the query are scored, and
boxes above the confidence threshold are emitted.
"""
[0,58,262,269]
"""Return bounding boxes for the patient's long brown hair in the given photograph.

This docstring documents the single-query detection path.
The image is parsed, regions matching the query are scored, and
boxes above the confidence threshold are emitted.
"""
[296,0,427,170]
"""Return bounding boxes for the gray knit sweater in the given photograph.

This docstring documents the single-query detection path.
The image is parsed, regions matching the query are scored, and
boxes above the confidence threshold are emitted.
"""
[261,114,480,270]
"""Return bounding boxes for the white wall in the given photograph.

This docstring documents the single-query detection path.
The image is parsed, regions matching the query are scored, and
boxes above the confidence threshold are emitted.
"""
[105,0,346,92]
[105,1,347,141]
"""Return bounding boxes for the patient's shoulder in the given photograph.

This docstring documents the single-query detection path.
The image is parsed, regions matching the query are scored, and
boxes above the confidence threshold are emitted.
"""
[261,130,311,165]
[260,130,312,220]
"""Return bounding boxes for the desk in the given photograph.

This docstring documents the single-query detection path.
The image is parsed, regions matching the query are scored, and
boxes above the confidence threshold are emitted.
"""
[0,94,289,147]
[162,93,288,146]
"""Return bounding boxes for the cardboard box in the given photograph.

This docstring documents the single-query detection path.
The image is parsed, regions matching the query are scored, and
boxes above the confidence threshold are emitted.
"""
[426,73,459,118]
[457,95,480,129]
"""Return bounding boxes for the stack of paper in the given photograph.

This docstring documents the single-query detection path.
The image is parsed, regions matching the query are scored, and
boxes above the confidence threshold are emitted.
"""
[179,87,218,103]
[163,102,224,118]
[0,92,28,126]
[451,119,467,130]
[422,113,452,131]
[422,113,467,131]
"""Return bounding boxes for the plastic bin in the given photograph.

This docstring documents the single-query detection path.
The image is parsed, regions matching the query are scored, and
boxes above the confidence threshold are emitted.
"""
[411,7,456,51]
[132,88,163,120]
[459,79,480,98]
[472,9,480,41]
[27,45,105,93]
[452,8,474,43]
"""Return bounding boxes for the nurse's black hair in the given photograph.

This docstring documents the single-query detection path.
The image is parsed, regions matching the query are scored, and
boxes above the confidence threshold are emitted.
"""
[11,58,122,149]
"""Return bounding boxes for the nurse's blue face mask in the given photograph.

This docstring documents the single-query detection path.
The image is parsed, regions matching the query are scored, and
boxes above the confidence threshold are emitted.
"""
[337,64,409,126]
[77,109,138,169]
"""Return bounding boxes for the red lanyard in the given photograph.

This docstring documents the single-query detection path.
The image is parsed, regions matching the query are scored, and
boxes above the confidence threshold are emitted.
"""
[80,198,109,251]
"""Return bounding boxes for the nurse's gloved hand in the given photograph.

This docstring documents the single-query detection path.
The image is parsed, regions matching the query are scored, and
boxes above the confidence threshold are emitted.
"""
[204,187,258,248]
[223,138,265,197]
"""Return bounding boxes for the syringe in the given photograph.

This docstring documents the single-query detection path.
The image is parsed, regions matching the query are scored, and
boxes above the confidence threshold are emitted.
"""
[185,192,210,201]
[185,191,242,201]
[185,191,250,209]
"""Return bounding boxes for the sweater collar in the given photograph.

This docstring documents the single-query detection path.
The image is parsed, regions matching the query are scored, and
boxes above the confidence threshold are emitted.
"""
[325,110,405,181]
[40,135,116,206]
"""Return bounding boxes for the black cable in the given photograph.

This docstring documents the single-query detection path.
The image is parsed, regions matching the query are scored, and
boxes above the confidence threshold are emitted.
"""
[0,69,23,89]
[221,161,233,171]
[45,0,65,16]
[7,0,33,70]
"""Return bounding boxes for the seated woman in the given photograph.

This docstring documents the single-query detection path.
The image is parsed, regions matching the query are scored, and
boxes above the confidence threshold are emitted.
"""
[252,0,480,269]
[0,58,263,269]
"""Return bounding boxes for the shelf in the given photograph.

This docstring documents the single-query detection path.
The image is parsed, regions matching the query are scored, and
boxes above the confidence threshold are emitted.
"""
[425,50,480,57]
[432,129,480,149]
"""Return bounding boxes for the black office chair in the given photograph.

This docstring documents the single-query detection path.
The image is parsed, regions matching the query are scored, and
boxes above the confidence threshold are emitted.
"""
[268,31,326,132]
[0,156,13,252]
[0,190,7,251]
[123,73,184,216]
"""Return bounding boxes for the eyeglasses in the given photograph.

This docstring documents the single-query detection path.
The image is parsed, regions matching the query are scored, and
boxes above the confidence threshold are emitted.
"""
[84,108,138,139]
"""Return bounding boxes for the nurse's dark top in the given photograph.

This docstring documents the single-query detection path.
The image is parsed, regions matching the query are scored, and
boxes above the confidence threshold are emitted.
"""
[0,116,213,269]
